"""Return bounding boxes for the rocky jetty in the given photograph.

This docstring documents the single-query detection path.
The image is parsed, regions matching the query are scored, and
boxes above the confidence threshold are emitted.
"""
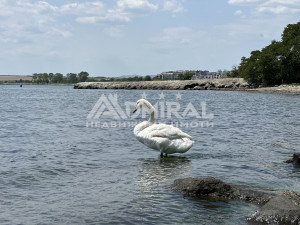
[172,177,300,224]
[248,85,300,94]
[74,78,249,90]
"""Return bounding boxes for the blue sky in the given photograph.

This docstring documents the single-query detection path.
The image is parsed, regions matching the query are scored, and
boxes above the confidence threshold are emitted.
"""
[0,0,299,77]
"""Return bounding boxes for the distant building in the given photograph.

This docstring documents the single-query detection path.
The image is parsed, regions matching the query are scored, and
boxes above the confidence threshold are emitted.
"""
[155,70,227,80]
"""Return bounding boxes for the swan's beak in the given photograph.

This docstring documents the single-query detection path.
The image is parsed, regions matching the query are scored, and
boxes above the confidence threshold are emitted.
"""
[133,107,137,114]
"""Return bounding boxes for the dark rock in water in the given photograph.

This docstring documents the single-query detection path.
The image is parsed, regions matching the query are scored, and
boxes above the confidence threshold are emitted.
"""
[172,177,276,204]
[249,190,300,224]
[173,177,300,224]
[286,153,300,164]
[233,185,276,205]
[172,177,234,199]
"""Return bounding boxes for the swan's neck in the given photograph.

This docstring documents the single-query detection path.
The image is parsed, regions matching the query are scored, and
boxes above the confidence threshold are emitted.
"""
[145,102,156,124]
[134,101,156,136]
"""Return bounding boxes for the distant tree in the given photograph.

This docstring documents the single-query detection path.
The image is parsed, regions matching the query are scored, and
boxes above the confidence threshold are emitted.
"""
[184,72,194,80]
[281,22,300,44]
[238,50,262,84]
[78,71,89,82]
[66,73,78,83]
[48,73,54,83]
[32,73,38,82]
[177,72,193,80]
[32,73,49,83]
[32,73,43,83]
[236,21,300,85]
[144,75,152,81]
[227,66,239,77]
[52,73,64,83]
[86,77,98,82]
[178,73,184,80]
[42,73,49,83]
[260,40,283,85]
[281,22,300,84]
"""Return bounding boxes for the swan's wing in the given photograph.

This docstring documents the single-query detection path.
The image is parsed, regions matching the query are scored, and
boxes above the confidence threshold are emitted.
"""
[147,124,192,140]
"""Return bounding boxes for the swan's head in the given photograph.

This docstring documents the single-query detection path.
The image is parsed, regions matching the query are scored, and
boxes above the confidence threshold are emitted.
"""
[133,99,152,114]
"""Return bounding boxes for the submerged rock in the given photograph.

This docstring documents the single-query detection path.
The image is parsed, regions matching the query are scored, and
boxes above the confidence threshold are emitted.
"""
[286,153,300,164]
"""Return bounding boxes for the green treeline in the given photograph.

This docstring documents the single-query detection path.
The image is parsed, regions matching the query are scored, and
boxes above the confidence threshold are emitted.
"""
[32,73,153,83]
[229,22,300,85]
[178,72,194,80]
[32,71,90,83]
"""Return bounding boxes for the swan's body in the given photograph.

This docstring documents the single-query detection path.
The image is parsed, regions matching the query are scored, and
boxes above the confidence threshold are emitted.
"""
[133,99,194,156]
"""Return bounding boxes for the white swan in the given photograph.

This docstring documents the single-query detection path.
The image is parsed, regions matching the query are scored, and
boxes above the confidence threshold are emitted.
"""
[133,99,194,156]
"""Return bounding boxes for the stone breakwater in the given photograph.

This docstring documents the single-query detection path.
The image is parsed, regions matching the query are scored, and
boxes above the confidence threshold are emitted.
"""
[248,84,300,94]
[74,78,249,90]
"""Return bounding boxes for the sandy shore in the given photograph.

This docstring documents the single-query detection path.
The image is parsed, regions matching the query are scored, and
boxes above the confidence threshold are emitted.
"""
[0,75,32,82]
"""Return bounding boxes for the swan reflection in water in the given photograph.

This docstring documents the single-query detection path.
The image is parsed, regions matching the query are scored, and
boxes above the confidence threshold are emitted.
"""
[136,156,192,191]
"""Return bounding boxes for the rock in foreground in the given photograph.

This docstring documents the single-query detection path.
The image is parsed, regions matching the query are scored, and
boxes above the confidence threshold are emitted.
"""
[173,177,234,199]
[172,177,275,204]
[249,190,300,224]
[173,177,300,224]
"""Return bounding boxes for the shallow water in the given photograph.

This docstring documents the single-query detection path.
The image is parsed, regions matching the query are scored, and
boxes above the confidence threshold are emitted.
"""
[0,85,299,224]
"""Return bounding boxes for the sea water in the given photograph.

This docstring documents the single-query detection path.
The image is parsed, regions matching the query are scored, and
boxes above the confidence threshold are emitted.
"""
[0,85,299,224]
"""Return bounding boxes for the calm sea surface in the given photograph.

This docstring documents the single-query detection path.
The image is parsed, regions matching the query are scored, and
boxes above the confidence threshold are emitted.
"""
[0,85,299,224]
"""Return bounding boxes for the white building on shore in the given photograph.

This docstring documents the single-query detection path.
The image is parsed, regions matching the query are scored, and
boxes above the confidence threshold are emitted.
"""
[155,70,227,80]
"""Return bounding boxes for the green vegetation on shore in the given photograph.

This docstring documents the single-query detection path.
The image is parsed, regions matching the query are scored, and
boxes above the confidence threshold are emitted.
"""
[32,71,91,84]
[228,21,300,86]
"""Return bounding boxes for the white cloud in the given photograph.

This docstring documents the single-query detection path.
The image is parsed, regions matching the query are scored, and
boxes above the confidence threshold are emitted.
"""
[61,1,157,24]
[116,0,158,11]
[234,10,244,15]
[150,27,194,44]
[163,0,185,13]
[0,0,154,43]
[46,27,72,38]
[15,0,58,14]
[59,2,105,15]
[0,0,61,43]
[257,5,298,13]
[229,0,300,14]
[228,0,262,5]
[256,0,300,14]
[103,26,124,37]
[263,0,300,5]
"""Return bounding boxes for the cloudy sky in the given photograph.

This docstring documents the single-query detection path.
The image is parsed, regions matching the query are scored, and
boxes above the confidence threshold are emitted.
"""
[0,0,299,77]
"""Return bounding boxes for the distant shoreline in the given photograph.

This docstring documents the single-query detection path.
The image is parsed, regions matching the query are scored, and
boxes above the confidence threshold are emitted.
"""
[2,79,299,94]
